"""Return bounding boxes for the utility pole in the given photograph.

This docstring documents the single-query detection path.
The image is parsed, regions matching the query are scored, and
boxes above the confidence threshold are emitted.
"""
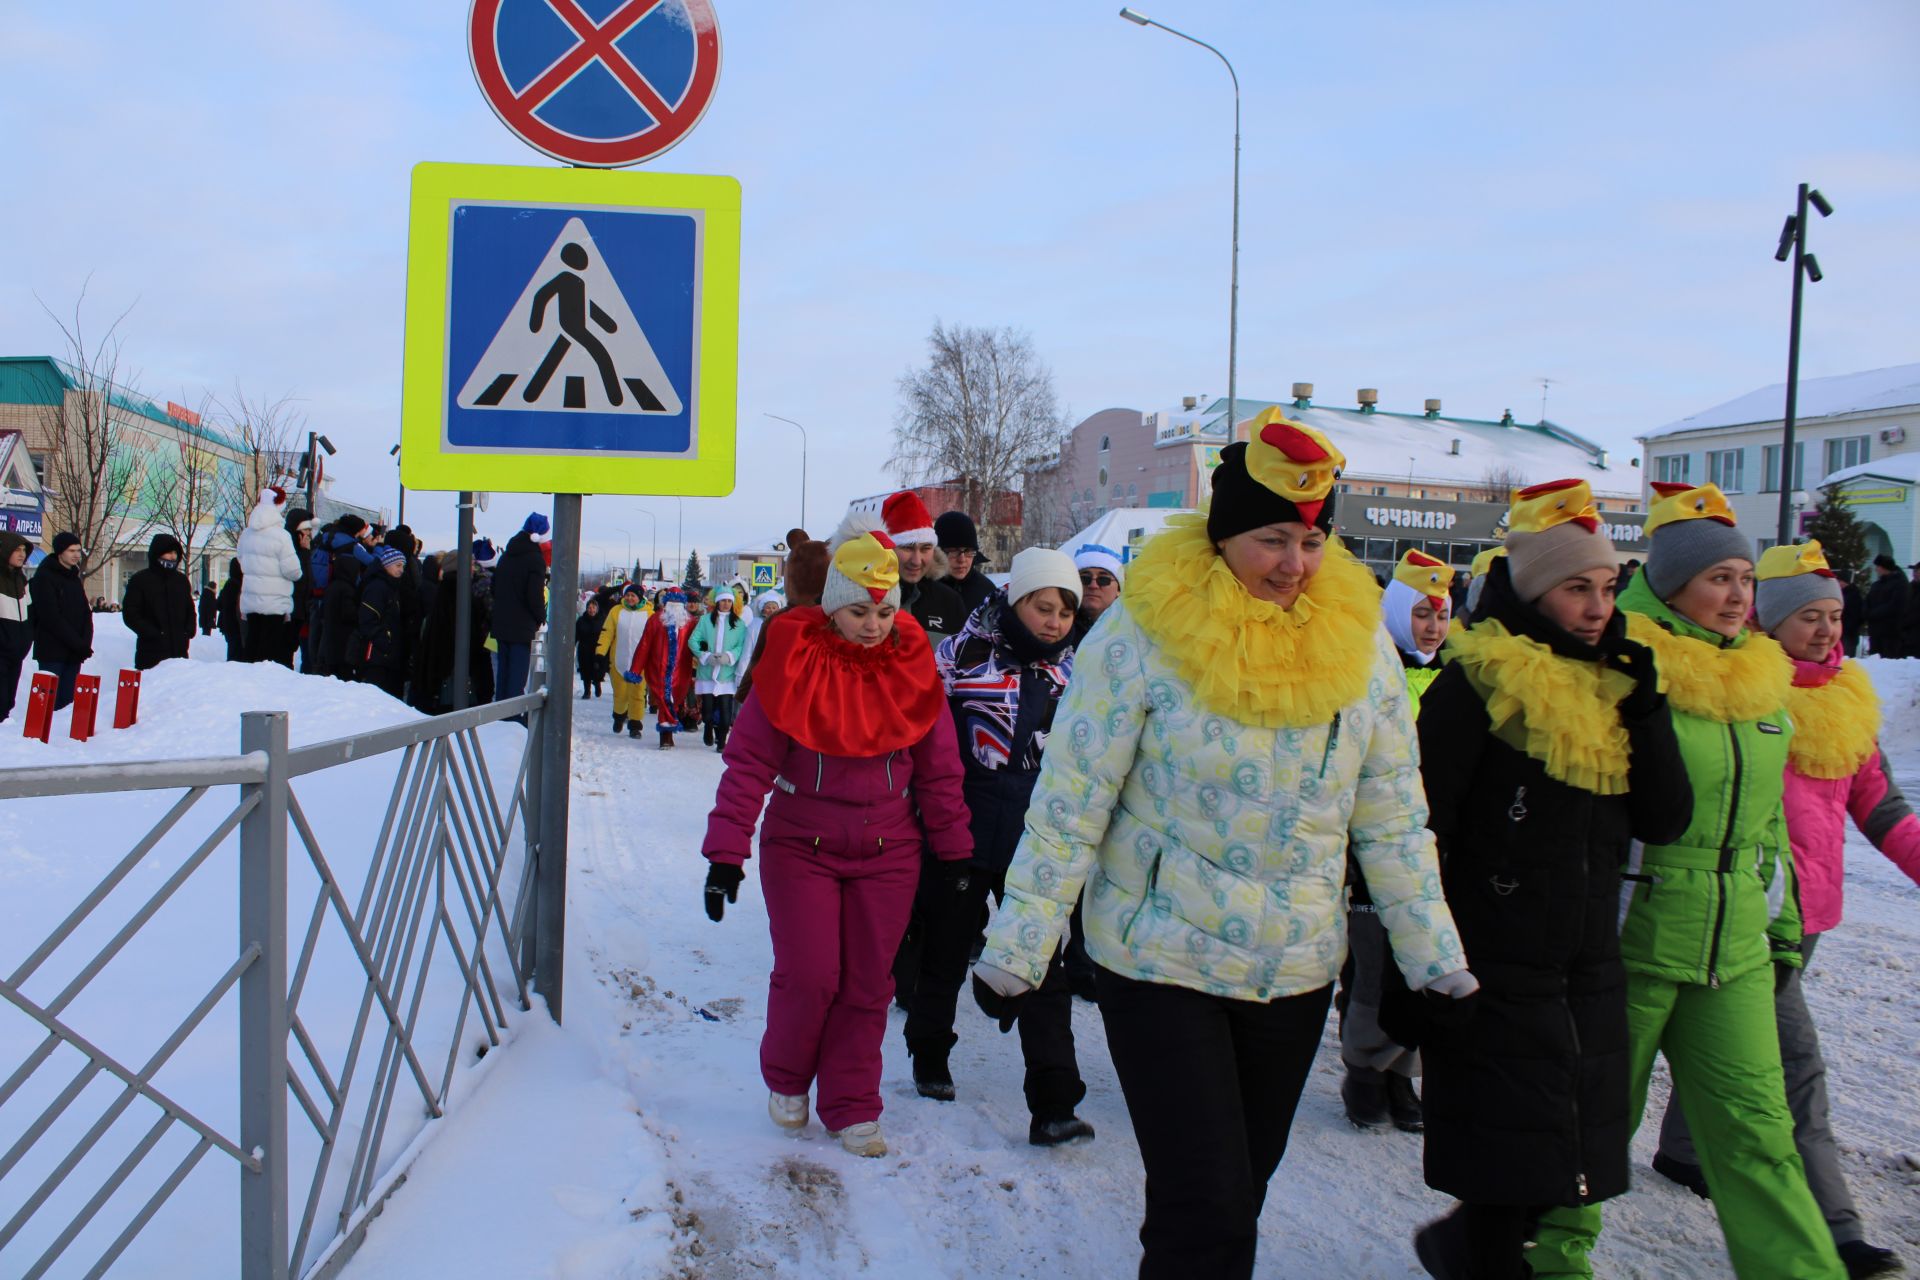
[1774,183,1834,546]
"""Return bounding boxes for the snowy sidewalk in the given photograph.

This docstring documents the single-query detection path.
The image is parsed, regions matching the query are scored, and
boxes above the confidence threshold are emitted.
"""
[339,675,1920,1280]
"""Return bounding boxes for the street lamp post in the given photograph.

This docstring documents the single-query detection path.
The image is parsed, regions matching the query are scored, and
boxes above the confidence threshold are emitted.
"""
[632,507,658,576]
[1120,8,1240,438]
[612,527,633,577]
[764,413,810,532]
[388,443,404,528]
[1773,183,1833,547]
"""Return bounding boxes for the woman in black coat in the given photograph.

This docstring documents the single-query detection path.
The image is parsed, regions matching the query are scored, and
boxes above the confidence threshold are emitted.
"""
[1407,482,1692,1280]
[574,596,607,698]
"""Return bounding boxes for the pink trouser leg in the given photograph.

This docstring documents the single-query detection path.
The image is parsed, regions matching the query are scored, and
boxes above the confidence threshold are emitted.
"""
[757,842,920,1130]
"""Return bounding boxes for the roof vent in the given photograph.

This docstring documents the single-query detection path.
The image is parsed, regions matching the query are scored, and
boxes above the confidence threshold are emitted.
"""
[1448,438,1461,456]
[1181,395,1198,411]
[1291,382,1313,407]
[1499,408,1515,426]
[1357,388,1379,414]
[1425,399,1443,418]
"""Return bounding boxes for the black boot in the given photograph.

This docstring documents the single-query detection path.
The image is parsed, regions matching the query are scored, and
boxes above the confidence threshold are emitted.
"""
[910,1042,955,1102]
[1651,1151,1711,1199]
[1387,1073,1424,1133]
[1029,1115,1095,1147]
[612,713,627,734]
[627,719,642,739]
[1341,1068,1391,1130]
[1411,1207,1471,1280]
[1838,1241,1903,1279]
[714,725,729,752]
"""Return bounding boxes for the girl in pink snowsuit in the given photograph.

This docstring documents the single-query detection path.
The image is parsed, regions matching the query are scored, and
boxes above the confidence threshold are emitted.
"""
[700,514,971,1157]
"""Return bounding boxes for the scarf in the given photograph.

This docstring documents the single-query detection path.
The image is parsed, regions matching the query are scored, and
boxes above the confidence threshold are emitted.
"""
[1783,650,1880,780]
[1123,514,1380,729]
[1444,617,1635,795]
[1622,613,1792,723]
[749,606,946,756]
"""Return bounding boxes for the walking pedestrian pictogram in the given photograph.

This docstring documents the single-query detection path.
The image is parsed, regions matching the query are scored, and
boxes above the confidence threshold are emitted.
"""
[458,216,684,417]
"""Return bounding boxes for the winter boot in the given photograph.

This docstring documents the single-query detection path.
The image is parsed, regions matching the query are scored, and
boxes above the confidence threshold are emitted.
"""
[659,731,675,750]
[909,1041,955,1102]
[612,713,627,734]
[1341,1068,1392,1130]
[1838,1241,1903,1279]
[703,720,714,746]
[1651,1151,1711,1199]
[715,725,730,752]
[1411,1208,1472,1280]
[1029,1115,1096,1147]
[826,1120,887,1158]
[627,719,643,739]
[768,1091,809,1133]
[1387,1073,1425,1133]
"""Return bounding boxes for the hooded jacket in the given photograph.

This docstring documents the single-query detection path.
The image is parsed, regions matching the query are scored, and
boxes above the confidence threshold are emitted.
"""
[935,591,1075,872]
[235,500,301,617]
[1615,571,1800,986]
[1416,559,1691,1206]
[0,531,32,660]
[121,533,196,668]
[489,530,547,645]
[28,553,91,665]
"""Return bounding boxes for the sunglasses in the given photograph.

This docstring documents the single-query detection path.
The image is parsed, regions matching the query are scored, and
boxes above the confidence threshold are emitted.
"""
[1079,572,1116,587]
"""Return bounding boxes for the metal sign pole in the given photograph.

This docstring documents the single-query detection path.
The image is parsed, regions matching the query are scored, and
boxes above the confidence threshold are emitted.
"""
[534,493,580,1018]
[453,492,474,711]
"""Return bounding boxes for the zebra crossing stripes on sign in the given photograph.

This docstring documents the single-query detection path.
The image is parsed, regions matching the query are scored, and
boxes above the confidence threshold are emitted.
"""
[457,217,683,417]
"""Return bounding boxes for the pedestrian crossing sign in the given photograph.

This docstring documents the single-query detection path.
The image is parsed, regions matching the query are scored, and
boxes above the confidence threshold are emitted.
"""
[401,162,739,496]
[751,561,776,589]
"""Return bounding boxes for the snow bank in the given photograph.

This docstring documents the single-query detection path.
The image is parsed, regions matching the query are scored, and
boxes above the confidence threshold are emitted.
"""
[0,626,537,1278]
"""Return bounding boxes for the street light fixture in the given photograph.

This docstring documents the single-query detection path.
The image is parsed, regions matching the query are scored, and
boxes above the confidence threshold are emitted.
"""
[763,413,809,532]
[1772,183,1833,546]
[1118,7,1241,439]
[388,443,404,528]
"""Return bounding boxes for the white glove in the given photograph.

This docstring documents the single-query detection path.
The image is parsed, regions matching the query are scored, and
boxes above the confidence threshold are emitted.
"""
[699,651,715,665]
[1424,969,1480,999]
[971,960,1034,999]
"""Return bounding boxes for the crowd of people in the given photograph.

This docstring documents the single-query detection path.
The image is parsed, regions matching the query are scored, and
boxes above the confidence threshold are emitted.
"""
[691,425,1916,1280]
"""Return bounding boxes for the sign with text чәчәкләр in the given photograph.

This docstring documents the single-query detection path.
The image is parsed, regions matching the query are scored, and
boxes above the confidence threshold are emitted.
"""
[400,162,739,496]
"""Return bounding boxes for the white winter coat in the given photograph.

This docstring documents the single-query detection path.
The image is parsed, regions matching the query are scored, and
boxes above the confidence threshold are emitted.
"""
[235,502,301,617]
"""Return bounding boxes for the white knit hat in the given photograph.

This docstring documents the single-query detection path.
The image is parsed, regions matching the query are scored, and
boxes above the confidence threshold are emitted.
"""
[1009,547,1081,608]
[821,510,903,614]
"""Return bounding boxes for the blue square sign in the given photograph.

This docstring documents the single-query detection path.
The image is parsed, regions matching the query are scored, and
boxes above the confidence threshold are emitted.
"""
[443,200,700,456]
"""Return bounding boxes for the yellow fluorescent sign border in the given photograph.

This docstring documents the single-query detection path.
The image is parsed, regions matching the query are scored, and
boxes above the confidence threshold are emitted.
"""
[399,161,740,496]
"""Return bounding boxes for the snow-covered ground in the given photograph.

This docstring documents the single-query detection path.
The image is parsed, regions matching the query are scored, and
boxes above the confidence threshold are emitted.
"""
[335,661,1920,1280]
[2,627,1915,1278]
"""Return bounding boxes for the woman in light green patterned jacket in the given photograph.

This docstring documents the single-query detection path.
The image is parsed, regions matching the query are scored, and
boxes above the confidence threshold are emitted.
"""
[971,416,1475,1280]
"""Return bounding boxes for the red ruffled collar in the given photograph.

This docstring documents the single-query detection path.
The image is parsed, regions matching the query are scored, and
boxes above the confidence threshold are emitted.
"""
[748,607,946,757]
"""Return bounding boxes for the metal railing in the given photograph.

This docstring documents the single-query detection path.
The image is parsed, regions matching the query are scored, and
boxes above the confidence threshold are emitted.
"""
[0,687,553,1278]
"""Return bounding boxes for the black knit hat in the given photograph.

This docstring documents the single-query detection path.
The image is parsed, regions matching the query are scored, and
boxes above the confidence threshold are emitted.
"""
[934,510,982,556]
[52,531,82,555]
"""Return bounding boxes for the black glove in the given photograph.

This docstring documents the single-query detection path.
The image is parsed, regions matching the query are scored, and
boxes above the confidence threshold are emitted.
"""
[971,973,1028,1033]
[1606,637,1661,718]
[704,863,743,923]
[1421,986,1480,1030]
[934,858,973,895]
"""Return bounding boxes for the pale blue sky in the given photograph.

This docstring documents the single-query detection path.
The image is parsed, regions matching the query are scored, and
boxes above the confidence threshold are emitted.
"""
[2,1,1915,570]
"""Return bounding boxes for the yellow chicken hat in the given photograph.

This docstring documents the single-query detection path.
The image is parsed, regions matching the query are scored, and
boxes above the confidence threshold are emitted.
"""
[1645,481,1737,536]
[1393,550,1455,607]
[1509,478,1601,535]
[1756,539,1834,582]
[1754,540,1844,633]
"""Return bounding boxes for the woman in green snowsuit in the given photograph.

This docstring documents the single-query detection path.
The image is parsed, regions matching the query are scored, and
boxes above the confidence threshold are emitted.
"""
[1532,482,1842,1279]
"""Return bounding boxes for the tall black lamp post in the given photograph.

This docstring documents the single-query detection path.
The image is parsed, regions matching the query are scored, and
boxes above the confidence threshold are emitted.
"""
[1773,183,1833,546]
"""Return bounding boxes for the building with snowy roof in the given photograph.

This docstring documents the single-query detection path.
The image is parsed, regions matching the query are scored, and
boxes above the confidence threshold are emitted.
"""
[1023,385,1648,578]
[1638,362,1920,559]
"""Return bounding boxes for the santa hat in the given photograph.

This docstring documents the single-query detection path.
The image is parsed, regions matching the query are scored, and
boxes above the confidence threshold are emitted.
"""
[880,491,937,548]
[821,510,902,614]
[256,485,287,509]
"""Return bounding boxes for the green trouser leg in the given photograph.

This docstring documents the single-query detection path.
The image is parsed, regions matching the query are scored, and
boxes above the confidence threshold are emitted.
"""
[1531,967,1843,1279]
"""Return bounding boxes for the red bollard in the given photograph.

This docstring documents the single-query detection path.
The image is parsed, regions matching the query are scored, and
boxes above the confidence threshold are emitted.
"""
[113,669,142,730]
[70,675,101,741]
[22,673,56,742]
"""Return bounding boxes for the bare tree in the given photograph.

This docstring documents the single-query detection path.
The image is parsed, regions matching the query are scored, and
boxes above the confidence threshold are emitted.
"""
[891,322,1069,524]
[141,393,228,584]
[33,289,152,579]
[1020,424,1082,547]
[1474,463,1532,504]
[213,387,303,549]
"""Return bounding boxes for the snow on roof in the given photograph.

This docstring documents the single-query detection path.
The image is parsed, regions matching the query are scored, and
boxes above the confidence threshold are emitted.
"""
[1820,452,1920,488]
[1058,507,1187,558]
[1643,363,1920,441]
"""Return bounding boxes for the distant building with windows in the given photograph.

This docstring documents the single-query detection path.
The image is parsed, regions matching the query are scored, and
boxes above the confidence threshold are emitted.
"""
[1639,362,1920,559]
[1023,384,1646,577]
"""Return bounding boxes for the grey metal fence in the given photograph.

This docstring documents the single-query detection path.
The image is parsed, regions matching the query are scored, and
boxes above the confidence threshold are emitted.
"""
[0,688,553,1279]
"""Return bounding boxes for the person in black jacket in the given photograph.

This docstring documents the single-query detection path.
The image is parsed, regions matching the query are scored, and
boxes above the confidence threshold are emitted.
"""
[314,545,368,679]
[29,532,93,709]
[121,533,197,670]
[901,549,1094,1147]
[1407,483,1691,1280]
[217,562,245,659]
[934,510,995,614]
[1839,569,1865,658]
[575,595,608,698]
[0,531,34,722]
[197,583,217,636]
[283,507,315,668]
[489,515,549,701]
[1901,563,1920,659]
[354,547,415,698]
[1864,555,1905,657]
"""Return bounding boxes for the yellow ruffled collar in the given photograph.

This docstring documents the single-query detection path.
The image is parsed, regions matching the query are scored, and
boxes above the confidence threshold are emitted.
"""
[1787,660,1880,780]
[1444,618,1635,795]
[1623,612,1792,724]
[1124,514,1379,728]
